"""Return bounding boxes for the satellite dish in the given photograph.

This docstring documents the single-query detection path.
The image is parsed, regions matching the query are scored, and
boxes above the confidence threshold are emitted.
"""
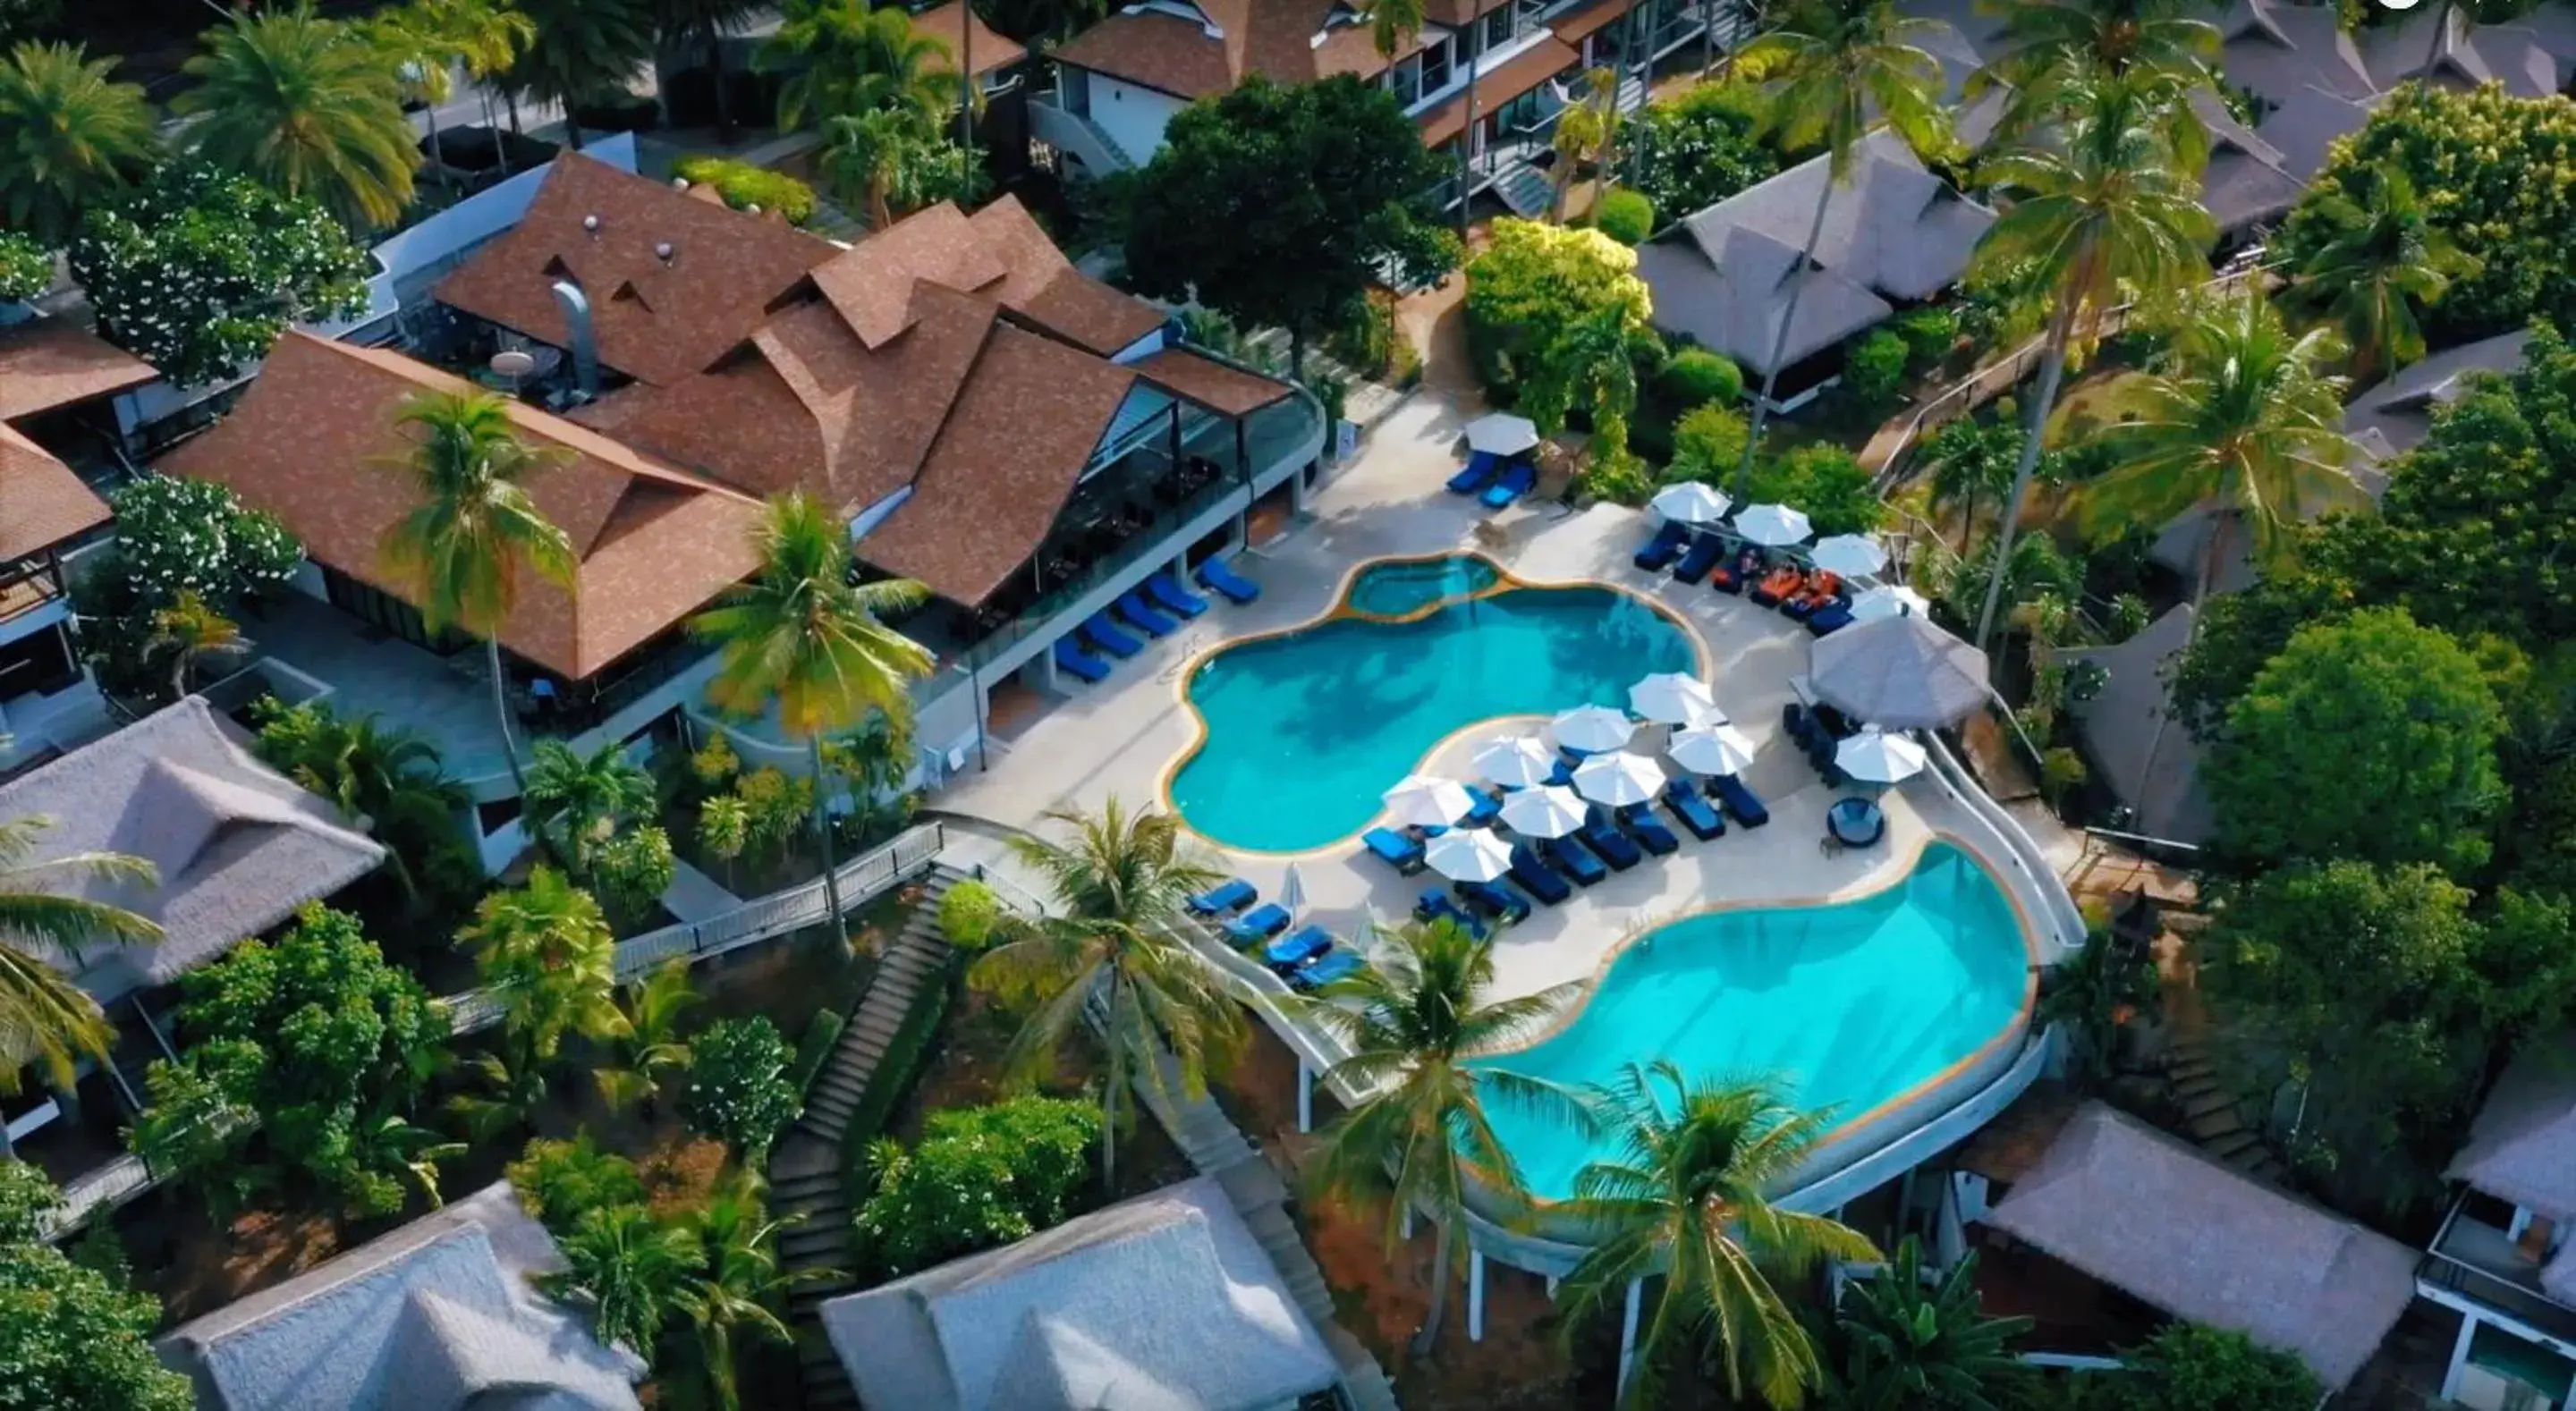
[489,349,538,378]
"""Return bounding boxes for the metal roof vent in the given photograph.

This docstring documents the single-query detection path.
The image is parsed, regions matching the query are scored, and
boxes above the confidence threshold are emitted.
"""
[655,241,675,265]
[581,213,602,235]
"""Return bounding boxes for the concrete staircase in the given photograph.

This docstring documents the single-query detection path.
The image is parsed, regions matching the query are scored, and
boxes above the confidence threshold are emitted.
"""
[2168,1035,2287,1184]
[767,864,967,1411]
[1491,159,1556,218]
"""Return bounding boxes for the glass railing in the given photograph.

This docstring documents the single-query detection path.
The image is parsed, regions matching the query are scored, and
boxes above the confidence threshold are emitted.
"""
[955,470,1248,672]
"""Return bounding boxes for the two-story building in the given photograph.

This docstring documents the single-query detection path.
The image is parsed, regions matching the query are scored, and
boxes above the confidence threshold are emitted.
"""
[2420,1036,2576,1409]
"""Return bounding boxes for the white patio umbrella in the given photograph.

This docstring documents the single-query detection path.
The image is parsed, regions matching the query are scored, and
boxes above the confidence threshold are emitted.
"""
[1836,728,1928,784]
[1426,827,1514,883]
[1464,411,1541,457]
[1573,751,1665,807]
[1471,736,1557,789]
[1810,533,1888,578]
[1627,671,1717,725]
[1551,704,1635,754]
[1277,862,1307,921]
[1734,503,1813,546]
[1849,584,1930,623]
[1500,784,1588,838]
[1649,481,1732,526]
[1382,774,1475,829]
[1668,722,1760,777]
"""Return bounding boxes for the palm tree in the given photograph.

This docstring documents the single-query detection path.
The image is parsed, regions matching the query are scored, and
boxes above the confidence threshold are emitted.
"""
[691,492,931,950]
[459,865,628,1072]
[0,40,156,249]
[1921,417,2021,553]
[1973,0,2220,154]
[696,793,752,890]
[648,0,763,141]
[0,816,159,1092]
[2289,162,2479,386]
[2038,926,2157,1089]
[969,798,1245,1190]
[1966,64,2214,654]
[759,0,962,132]
[508,0,657,150]
[1732,0,1953,495]
[814,106,940,228]
[680,1173,828,1411]
[253,702,471,911]
[1555,1063,1878,1408]
[375,388,578,800]
[178,7,420,232]
[149,590,246,704]
[350,1111,467,1210]
[1299,916,1586,1356]
[1548,67,1618,223]
[1825,1236,2035,1411]
[394,0,538,172]
[523,738,656,881]
[595,959,699,1113]
[546,1200,705,1355]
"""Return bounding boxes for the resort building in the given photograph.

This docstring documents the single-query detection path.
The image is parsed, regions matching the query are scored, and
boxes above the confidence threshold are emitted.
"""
[2420,1035,2576,1408]
[159,1180,648,1411]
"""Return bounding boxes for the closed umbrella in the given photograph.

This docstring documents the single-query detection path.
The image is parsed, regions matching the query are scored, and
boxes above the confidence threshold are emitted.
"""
[1573,751,1665,807]
[1472,736,1556,789]
[1277,862,1307,921]
[1500,784,1588,838]
[1836,728,1928,784]
[1734,503,1813,546]
[1650,481,1731,525]
[1628,672,1717,725]
[1552,704,1635,754]
[1382,774,1474,828]
[1849,585,1929,623]
[1465,411,1541,457]
[1810,533,1887,577]
[1427,828,1513,883]
[1669,722,1759,777]
[1809,613,1991,730]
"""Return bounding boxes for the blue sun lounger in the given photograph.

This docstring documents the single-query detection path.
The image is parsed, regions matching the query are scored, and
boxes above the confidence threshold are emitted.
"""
[1807,603,1854,636]
[1663,779,1725,841]
[1148,570,1208,619]
[1447,449,1501,494]
[1292,949,1364,990]
[1224,903,1292,943]
[1199,557,1261,604]
[1053,637,1109,684]
[1577,811,1643,869]
[1617,802,1681,855]
[1082,612,1141,658]
[1362,827,1427,874]
[1672,533,1725,585]
[1633,520,1691,571]
[1540,834,1609,885]
[1481,460,1536,510]
[1507,843,1572,903]
[1710,773,1771,827]
[1115,589,1178,638]
[1264,925,1334,969]
[1414,890,1486,937]
[1186,878,1257,916]
[1457,878,1532,925]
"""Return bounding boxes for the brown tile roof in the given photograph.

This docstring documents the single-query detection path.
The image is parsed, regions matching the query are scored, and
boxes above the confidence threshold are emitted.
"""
[1424,0,1514,27]
[0,319,158,421]
[1419,36,1579,145]
[1136,348,1293,416]
[854,324,1134,604]
[433,154,838,387]
[158,333,764,680]
[965,199,1168,355]
[909,0,1029,77]
[0,422,111,562]
[1053,0,1412,99]
[1548,0,1631,45]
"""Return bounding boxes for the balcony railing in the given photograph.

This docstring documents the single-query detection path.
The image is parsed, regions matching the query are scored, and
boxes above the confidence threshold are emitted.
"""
[0,563,64,625]
[2421,1246,2576,1348]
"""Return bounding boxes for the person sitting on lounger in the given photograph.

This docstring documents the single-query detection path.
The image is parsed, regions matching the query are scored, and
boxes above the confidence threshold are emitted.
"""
[1753,565,1806,606]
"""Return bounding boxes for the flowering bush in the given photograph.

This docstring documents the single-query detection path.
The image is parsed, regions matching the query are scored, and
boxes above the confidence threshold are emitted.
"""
[104,475,302,604]
[681,1017,800,1162]
[671,156,818,225]
[67,163,370,387]
[0,229,47,303]
[1627,81,1780,220]
[853,1096,1098,1278]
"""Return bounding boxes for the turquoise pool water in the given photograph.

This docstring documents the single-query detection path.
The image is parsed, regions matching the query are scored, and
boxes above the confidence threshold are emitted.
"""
[1477,842,2030,1202]
[1171,557,1694,851]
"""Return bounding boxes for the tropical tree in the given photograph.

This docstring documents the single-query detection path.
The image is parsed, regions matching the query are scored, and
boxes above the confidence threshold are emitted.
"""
[178,6,420,232]
[1967,64,2214,652]
[2288,161,2479,385]
[653,0,762,139]
[1825,1236,2034,1411]
[813,106,973,229]
[596,959,699,1113]
[759,0,960,132]
[375,388,578,800]
[1299,916,1584,1355]
[459,866,627,1073]
[691,492,931,948]
[1732,0,1953,494]
[1549,67,1619,224]
[680,1174,824,1411]
[1921,416,2022,553]
[0,40,154,248]
[523,737,657,881]
[545,1201,704,1354]
[2038,926,2158,1088]
[365,0,537,174]
[969,798,1244,1189]
[252,699,476,916]
[0,817,157,1091]
[1555,1063,1878,1408]
[1971,0,2219,154]
[348,1111,467,1209]
[148,590,245,704]
[507,0,657,150]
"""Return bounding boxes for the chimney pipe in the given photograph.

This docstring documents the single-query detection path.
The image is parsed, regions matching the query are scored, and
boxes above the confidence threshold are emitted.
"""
[549,278,600,401]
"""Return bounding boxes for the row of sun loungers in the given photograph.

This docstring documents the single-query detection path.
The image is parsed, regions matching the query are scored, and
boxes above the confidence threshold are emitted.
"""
[1633,523,1857,637]
[1358,774,1772,919]
[1185,878,1367,990]
[1054,561,1260,685]
[1445,451,1538,511]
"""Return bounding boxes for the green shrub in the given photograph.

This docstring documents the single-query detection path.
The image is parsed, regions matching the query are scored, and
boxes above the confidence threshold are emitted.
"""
[1665,401,1749,483]
[1659,347,1743,408]
[0,230,49,304]
[672,156,818,226]
[1747,443,1885,535]
[1595,187,1656,244]
[1577,448,1654,506]
[506,1133,645,1237]
[681,1017,801,1164]
[1629,80,1780,218]
[787,1008,846,1097]
[1889,307,1958,374]
[936,879,1004,951]
[592,824,675,932]
[852,1095,1100,1278]
[2087,1323,2321,1411]
[1838,327,1910,423]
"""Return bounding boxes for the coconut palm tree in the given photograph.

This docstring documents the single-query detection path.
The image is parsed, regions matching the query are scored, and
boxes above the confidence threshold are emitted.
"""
[545,1200,705,1354]
[652,0,763,140]
[1966,64,2214,653]
[508,0,657,150]
[349,1111,468,1210]
[595,959,699,1113]
[1548,67,1618,223]
[149,590,246,704]
[1921,417,2022,553]
[399,0,538,170]
[459,865,628,1073]
[2289,162,2479,387]
[691,492,931,950]
[0,40,156,248]
[1555,1062,1878,1408]
[178,7,420,232]
[1731,0,1953,494]
[0,816,158,1092]
[1300,916,1586,1356]
[970,798,1244,1190]
[376,388,578,800]
[523,738,657,882]
[680,1173,827,1411]
[1824,1236,2036,1410]
[814,106,939,228]
[760,0,962,132]
[1972,0,2220,154]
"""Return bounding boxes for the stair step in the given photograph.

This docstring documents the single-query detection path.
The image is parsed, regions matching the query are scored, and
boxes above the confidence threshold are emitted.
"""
[2205,1129,2260,1162]
[2187,1109,2248,1143]
[2182,1088,2237,1122]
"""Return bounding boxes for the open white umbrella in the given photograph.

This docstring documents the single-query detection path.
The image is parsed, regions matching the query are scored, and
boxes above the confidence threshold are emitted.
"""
[1551,704,1635,754]
[1382,774,1475,828]
[1734,503,1813,546]
[1649,481,1732,525]
[1426,828,1513,883]
[1500,784,1588,838]
[1573,751,1665,807]
[1669,722,1760,777]
[1836,728,1928,784]
[1472,736,1557,789]
[1849,584,1930,623]
[1810,533,1888,578]
[1464,411,1541,457]
[1628,672,1717,725]
[1277,862,1307,921]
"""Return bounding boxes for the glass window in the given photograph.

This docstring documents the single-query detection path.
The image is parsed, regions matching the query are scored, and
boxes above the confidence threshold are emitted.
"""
[1484,5,1515,51]
[1389,57,1421,106]
[1420,35,1451,92]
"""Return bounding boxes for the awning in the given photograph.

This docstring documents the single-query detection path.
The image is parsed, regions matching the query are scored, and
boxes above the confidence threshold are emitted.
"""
[1418,38,1580,148]
[1550,0,1634,46]
[1133,348,1293,418]
[0,320,157,421]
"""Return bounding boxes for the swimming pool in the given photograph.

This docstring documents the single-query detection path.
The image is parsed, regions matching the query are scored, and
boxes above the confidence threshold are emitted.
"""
[1168,555,1697,851]
[1476,841,2033,1203]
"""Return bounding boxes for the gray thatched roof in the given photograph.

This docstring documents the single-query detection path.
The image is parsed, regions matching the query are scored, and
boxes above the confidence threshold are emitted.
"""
[2220,0,2378,106]
[2346,327,2533,467]
[160,1181,646,1411]
[2363,6,2573,97]
[2191,90,2308,232]
[0,697,385,1003]
[2448,1034,2576,1226]
[1984,1103,2417,1390]
[2063,605,2215,845]
[819,1175,1341,1411]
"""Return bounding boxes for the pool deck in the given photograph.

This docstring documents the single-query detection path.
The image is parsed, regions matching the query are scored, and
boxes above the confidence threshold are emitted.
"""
[937,393,2049,1006]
